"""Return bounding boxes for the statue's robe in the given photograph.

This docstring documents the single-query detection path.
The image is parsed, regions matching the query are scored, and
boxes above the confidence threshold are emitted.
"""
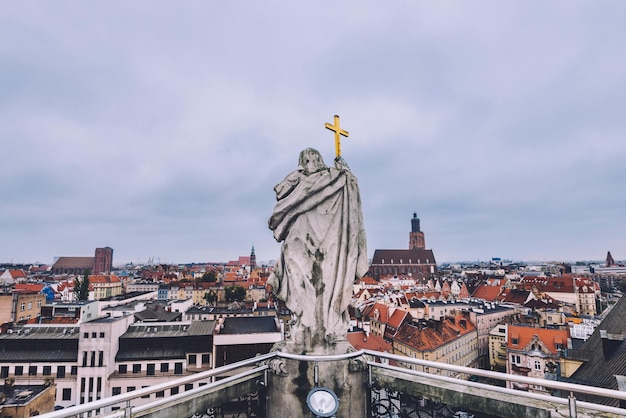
[268,157,368,348]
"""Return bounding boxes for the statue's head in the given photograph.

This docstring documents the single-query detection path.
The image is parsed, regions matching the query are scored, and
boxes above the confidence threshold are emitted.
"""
[298,148,327,175]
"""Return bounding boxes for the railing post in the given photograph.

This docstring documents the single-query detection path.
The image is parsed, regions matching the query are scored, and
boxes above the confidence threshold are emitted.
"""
[568,392,577,418]
[124,399,133,418]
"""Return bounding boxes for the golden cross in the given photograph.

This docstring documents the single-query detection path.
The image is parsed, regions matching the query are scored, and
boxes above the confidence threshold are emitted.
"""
[325,114,349,157]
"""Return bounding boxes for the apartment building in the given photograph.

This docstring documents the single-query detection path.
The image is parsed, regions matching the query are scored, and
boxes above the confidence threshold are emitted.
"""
[0,291,46,324]
[506,325,569,392]
[392,313,479,378]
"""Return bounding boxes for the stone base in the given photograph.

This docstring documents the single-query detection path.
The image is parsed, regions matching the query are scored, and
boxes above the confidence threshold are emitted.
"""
[266,342,368,417]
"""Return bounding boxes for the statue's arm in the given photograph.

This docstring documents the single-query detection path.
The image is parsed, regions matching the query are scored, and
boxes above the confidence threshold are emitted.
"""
[274,170,301,200]
[334,156,350,171]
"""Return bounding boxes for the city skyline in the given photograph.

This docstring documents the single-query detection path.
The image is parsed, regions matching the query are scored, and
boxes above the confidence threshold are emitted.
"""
[2,2,625,265]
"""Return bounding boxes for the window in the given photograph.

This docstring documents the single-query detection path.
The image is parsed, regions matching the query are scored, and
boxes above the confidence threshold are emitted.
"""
[147,364,155,376]
[141,386,150,398]
[119,365,127,374]
[202,354,210,364]
[188,354,197,366]
[100,332,105,338]
[174,362,183,374]
[84,332,89,338]
[534,361,541,370]
[127,386,136,392]
[92,332,97,338]
[15,366,23,376]
[38,299,42,307]
[82,351,88,367]
[185,383,193,391]
[112,387,121,396]
[29,365,37,376]
[511,338,519,345]
[90,351,96,367]
[98,351,104,367]
[511,354,521,364]
[28,302,32,309]
[57,366,66,378]
[171,387,179,395]
[160,363,169,373]
[133,364,141,374]
[62,388,72,401]
[20,302,25,311]
[43,366,52,376]
[156,391,165,398]
[71,366,78,375]
[0,366,8,378]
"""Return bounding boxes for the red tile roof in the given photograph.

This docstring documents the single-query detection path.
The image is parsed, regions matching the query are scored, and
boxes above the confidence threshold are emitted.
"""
[89,274,121,283]
[507,325,569,355]
[394,314,476,351]
[347,330,393,353]
[388,309,410,328]
[14,283,44,293]
[471,283,503,301]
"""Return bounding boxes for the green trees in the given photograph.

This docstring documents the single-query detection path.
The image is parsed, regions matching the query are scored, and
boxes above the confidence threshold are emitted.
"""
[200,270,218,283]
[225,285,246,302]
[204,290,218,305]
[74,269,90,301]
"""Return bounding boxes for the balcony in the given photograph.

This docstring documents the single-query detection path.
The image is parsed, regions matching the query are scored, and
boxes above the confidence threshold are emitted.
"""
[38,350,626,418]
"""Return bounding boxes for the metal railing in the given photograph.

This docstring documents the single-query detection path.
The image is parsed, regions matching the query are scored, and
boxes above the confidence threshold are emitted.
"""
[38,349,626,417]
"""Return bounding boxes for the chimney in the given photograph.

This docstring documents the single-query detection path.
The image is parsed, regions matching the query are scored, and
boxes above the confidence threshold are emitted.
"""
[600,330,624,360]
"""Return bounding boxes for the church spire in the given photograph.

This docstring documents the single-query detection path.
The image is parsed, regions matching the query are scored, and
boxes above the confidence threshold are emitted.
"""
[606,251,615,267]
[250,245,257,270]
[409,212,426,250]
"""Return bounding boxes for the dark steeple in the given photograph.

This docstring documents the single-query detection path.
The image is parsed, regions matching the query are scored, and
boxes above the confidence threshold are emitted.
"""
[411,212,421,232]
[250,245,257,270]
[409,213,425,250]
[606,251,615,267]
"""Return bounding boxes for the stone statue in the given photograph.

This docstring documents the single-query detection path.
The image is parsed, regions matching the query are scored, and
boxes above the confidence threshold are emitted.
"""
[268,148,368,352]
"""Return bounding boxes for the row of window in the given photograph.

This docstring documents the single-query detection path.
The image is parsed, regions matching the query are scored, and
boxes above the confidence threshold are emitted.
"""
[510,355,542,370]
[83,331,106,339]
[111,382,205,398]
[19,300,43,311]
[119,362,183,375]
[1,365,76,378]
[82,351,105,367]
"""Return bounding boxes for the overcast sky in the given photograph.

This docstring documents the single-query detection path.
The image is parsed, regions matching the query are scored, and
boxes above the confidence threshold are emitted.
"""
[2,2,625,266]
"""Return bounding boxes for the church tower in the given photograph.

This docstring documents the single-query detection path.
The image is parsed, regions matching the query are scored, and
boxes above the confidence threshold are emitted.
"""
[250,245,257,270]
[606,251,615,267]
[409,212,426,250]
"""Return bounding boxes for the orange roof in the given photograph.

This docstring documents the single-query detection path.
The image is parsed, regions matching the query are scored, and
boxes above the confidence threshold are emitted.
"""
[357,276,379,285]
[394,314,476,351]
[414,291,441,300]
[88,274,121,283]
[507,325,569,354]
[388,309,410,328]
[347,331,392,353]
[14,283,44,293]
[369,302,390,322]
[471,284,502,301]
[8,269,27,278]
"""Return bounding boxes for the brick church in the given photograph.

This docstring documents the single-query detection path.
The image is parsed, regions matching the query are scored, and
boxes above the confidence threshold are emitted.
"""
[369,213,437,280]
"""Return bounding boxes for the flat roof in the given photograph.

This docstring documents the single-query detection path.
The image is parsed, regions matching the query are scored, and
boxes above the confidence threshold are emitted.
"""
[220,316,279,334]
[121,321,215,338]
[1,384,52,406]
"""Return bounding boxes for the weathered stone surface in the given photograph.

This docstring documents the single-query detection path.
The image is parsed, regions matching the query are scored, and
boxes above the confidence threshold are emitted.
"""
[268,148,368,354]
[266,355,368,418]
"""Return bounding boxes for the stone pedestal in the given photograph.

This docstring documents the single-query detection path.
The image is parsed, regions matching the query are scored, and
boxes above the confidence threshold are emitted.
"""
[266,341,368,418]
